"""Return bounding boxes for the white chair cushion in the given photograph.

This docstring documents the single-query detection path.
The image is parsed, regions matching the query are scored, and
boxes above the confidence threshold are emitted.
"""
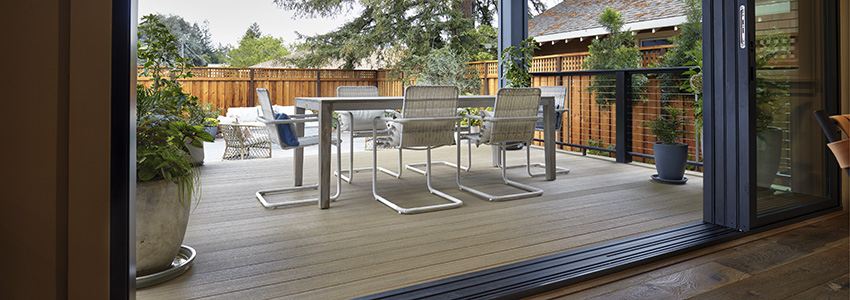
[339,110,386,131]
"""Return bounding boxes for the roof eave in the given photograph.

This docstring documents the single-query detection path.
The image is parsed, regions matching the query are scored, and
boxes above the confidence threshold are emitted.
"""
[533,16,688,43]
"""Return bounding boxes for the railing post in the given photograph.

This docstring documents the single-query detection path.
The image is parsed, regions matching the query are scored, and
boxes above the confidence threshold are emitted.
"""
[615,71,633,163]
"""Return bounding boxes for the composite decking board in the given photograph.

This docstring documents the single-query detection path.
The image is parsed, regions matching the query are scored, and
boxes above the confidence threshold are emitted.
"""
[137,147,703,299]
[524,212,849,300]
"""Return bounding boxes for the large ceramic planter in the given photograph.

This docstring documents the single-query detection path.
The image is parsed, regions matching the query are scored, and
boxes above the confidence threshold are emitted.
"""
[756,127,783,188]
[136,180,191,277]
[653,142,688,181]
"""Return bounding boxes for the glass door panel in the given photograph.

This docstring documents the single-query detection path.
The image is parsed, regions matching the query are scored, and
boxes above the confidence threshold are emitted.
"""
[754,0,835,218]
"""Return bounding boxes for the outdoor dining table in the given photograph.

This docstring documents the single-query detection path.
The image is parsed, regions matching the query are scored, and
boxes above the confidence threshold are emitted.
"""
[294,94,558,209]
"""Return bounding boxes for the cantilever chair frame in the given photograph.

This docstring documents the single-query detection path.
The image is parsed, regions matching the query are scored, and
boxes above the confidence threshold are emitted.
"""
[371,114,464,214]
[458,113,544,202]
[254,88,342,209]
[370,85,464,214]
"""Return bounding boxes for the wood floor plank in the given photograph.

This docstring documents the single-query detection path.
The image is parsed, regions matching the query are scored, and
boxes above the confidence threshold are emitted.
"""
[790,274,850,300]
[689,246,849,299]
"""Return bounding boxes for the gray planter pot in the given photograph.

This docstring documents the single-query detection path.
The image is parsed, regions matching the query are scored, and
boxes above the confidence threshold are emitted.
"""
[136,180,191,277]
[653,142,688,181]
[204,126,218,140]
[756,127,783,188]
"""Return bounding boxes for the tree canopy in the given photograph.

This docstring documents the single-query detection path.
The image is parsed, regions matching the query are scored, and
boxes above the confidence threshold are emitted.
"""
[139,14,229,66]
[581,7,648,108]
[273,0,547,69]
[226,23,291,67]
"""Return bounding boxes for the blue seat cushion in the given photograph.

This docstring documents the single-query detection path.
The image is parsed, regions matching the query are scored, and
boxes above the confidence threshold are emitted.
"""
[274,113,300,147]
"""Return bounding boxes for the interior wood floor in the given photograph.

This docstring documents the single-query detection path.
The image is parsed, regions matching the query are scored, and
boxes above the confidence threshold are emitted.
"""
[137,145,704,300]
[527,211,850,300]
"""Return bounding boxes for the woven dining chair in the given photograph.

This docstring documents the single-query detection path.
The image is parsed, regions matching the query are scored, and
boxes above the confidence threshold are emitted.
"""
[458,88,544,201]
[334,86,396,183]
[502,85,571,177]
[371,85,464,214]
[254,88,342,209]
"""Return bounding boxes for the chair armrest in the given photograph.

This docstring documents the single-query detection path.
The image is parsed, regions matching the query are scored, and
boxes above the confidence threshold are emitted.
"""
[257,116,318,125]
[379,115,462,124]
[482,115,542,122]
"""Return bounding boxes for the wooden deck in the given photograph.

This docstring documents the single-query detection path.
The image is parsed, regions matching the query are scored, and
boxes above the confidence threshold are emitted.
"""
[137,146,704,299]
[527,211,849,299]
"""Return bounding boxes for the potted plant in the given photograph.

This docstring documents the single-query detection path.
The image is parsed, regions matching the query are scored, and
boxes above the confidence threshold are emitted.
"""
[136,14,213,279]
[646,105,689,182]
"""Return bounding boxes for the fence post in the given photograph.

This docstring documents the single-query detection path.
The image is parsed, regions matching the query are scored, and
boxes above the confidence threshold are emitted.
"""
[248,69,255,107]
[615,71,633,163]
[316,69,322,97]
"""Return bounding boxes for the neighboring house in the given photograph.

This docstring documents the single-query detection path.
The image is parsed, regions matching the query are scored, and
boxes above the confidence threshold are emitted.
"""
[528,0,687,56]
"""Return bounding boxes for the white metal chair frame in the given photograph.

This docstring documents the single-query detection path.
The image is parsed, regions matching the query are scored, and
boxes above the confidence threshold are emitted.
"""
[333,86,396,183]
[254,88,342,209]
[371,85,464,214]
[457,88,544,202]
[502,85,571,177]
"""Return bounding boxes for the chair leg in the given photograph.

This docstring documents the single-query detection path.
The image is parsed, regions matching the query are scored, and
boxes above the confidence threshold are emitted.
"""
[372,145,463,214]
[405,138,471,175]
[255,128,343,209]
[458,145,544,202]
[502,144,570,177]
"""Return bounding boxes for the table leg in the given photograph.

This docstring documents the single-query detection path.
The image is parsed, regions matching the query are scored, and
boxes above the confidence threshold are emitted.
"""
[543,98,556,181]
[319,102,333,209]
[294,107,305,187]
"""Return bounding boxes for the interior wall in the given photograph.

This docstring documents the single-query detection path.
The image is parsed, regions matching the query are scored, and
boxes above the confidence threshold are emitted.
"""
[69,0,113,298]
[0,0,113,299]
[1,0,66,298]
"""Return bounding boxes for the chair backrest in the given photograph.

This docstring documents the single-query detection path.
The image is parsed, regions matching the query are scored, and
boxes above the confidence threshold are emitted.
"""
[537,86,567,130]
[336,86,383,131]
[337,86,379,97]
[396,85,459,148]
[256,88,284,147]
[487,88,541,144]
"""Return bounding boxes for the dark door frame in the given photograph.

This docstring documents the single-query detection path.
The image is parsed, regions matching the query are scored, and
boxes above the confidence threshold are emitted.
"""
[702,0,841,231]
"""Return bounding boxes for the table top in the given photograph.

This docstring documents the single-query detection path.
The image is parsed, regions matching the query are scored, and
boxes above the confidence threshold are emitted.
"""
[295,95,554,111]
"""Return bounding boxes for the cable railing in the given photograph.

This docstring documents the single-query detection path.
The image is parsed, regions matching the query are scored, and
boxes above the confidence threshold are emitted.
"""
[532,67,703,170]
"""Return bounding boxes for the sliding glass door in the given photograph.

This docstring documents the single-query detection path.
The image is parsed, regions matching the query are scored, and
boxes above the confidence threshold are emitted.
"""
[752,0,840,226]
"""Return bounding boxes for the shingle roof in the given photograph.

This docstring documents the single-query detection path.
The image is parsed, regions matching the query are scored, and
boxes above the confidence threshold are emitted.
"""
[529,0,686,38]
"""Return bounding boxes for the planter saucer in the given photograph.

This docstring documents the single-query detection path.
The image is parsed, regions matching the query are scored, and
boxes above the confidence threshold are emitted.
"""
[651,174,688,184]
[137,245,196,288]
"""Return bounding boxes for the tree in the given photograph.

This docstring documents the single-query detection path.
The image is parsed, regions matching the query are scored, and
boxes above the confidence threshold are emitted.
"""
[227,24,291,67]
[273,0,547,69]
[581,7,648,109]
[140,14,229,66]
[655,0,702,104]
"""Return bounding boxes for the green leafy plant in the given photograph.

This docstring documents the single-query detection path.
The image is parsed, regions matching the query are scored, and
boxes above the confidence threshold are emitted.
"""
[680,45,703,135]
[581,7,648,109]
[645,106,688,145]
[501,37,538,87]
[754,33,791,132]
[137,14,213,207]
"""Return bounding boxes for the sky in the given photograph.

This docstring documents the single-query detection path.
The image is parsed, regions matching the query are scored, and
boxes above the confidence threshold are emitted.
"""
[139,0,358,46]
[139,0,564,47]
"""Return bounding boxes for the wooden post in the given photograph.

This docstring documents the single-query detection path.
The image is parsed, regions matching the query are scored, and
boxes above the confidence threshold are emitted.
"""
[248,69,255,106]
[316,69,322,97]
